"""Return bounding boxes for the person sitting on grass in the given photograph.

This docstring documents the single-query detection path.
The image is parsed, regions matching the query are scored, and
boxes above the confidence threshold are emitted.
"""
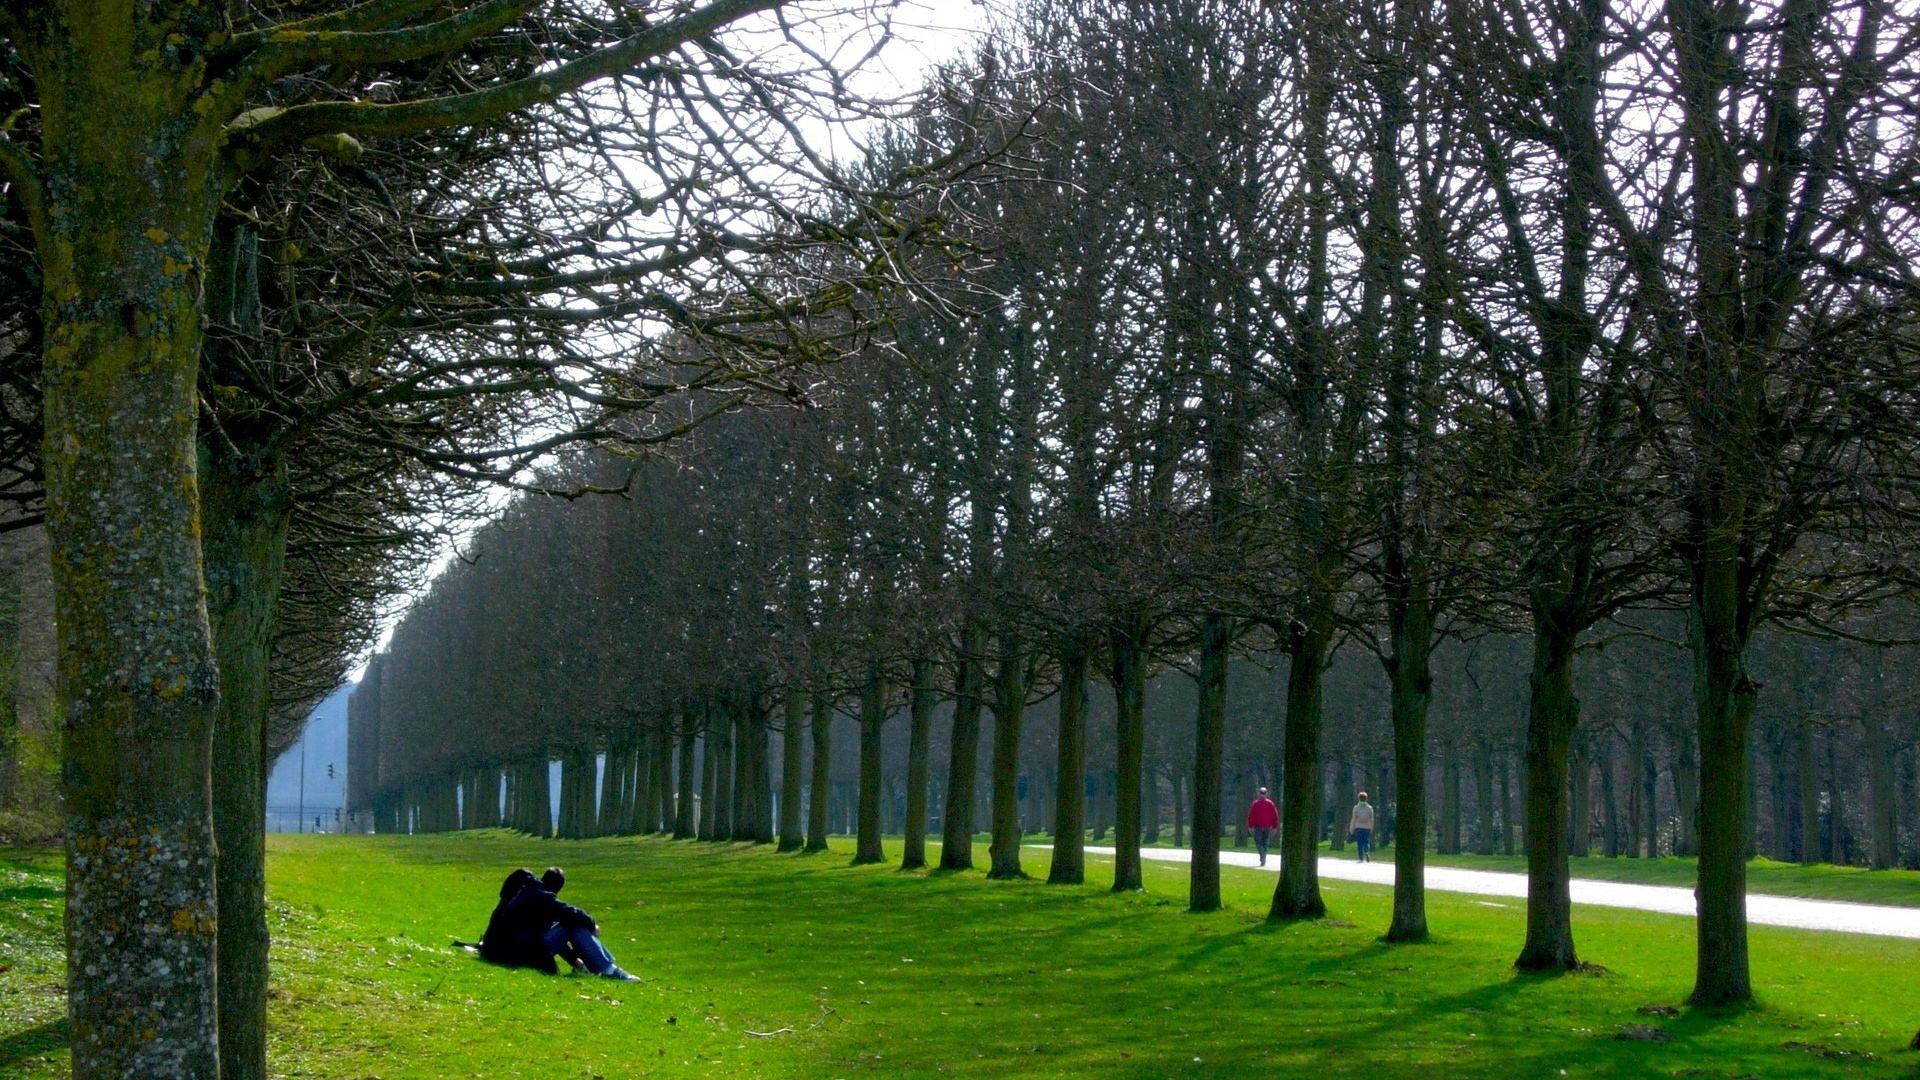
[480,865,639,981]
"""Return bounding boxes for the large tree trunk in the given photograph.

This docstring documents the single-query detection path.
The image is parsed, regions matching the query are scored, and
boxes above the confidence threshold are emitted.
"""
[0,555,19,813]
[36,19,234,1070]
[202,445,291,1080]
[806,690,832,852]
[1271,618,1331,919]
[902,658,937,869]
[1048,646,1089,885]
[1384,618,1432,941]
[1189,614,1229,911]
[778,689,806,850]
[200,210,296,1080]
[940,627,985,870]
[1110,618,1147,891]
[854,667,888,865]
[1688,584,1757,1006]
[1516,609,1582,971]
[987,636,1028,879]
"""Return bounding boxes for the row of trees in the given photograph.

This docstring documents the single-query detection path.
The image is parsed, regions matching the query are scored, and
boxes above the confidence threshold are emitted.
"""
[357,575,1920,871]
[362,0,1920,1018]
[0,0,979,1074]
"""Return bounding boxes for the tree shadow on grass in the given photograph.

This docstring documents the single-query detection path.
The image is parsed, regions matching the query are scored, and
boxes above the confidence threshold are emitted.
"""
[0,1018,67,1072]
[0,882,59,903]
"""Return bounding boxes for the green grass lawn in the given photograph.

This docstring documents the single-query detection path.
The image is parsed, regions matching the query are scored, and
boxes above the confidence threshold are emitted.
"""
[5,833,1920,1079]
[1143,835,1920,908]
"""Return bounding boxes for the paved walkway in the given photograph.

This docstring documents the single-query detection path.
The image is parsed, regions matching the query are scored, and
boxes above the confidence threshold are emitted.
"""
[1066,845,1920,939]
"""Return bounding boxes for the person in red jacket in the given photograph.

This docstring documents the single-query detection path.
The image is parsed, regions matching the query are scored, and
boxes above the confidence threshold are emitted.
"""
[1247,787,1280,866]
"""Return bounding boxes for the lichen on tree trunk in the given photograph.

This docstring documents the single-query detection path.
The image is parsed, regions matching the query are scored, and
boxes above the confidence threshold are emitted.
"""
[35,6,235,1070]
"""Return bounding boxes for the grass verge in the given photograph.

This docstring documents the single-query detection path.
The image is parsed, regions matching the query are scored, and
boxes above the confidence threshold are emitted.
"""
[3,833,1918,1079]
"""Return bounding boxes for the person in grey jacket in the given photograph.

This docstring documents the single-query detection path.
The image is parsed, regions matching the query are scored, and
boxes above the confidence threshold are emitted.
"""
[1350,793,1376,863]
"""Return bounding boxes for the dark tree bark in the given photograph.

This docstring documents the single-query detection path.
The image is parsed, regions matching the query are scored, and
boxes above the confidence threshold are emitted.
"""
[987,635,1028,879]
[1110,617,1148,891]
[902,658,937,869]
[676,721,698,839]
[940,627,985,869]
[1271,612,1332,919]
[806,689,832,852]
[1048,646,1089,884]
[1189,614,1229,911]
[1797,719,1820,864]
[778,688,806,850]
[854,666,888,864]
[1516,611,1581,971]
[1384,616,1432,940]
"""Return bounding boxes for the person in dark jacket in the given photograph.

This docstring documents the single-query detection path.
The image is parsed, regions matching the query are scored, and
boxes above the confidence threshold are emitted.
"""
[481,866,638,981]
[476,868,540,967]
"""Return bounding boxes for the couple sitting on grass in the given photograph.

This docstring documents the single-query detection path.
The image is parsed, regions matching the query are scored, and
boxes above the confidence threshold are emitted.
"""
[475,866,640,982]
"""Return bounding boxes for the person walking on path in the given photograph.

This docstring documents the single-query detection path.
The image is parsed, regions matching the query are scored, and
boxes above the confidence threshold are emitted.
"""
[1247,787,1280,867]
[1350,793,1375,863]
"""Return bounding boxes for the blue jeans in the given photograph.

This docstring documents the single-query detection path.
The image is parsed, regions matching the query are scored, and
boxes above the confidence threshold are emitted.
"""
[542,922,618,975]
[1253,827,1273,862]
[1353,828,1372,862]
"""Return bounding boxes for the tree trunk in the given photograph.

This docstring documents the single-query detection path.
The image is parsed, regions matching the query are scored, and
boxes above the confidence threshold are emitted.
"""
[1171,770,1185,848]
[672,723,695,838]
[1566,726,1597,853]
[749,706,774,843]
[1673,732,1700,857]
[1049,646,1089,885]
[1642,731,1661,858]
[1499,752,1516,856]
[1189,614,1229,911]
[1384,621,1433,941]
[1439,756,1462,855]
[854,667,888,864]
[902,658,936,869]
[1473,745,1495,855]
[779,689,806,850]
[1330,759,1354,853]
[806,690,832,852]
[698,729,719,841]
[201,401,294,1080]
[1597,732,1619,857]
[1271,617,1331,919]
[528,757,551,837]
[941,627,985,870]
[713,711,735,842]
[988,636,1028,879]
[1863,720,1897,871]
[33,21,241,1068]
[1516,610,1581,971]
[1626,720,1648,858]
[1110,618,1148,890]
[1687,594,1757,1005]
[1827,735,1848,864]
[1142,749,1162,844]
[1797,718,1819,864]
